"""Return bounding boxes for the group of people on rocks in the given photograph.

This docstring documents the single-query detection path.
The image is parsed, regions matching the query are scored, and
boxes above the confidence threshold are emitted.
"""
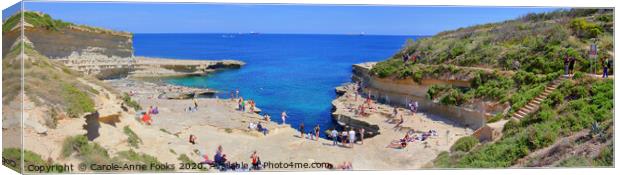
[299,123,322,140]
[248,121,269,135]
[191,144,263,171]
[237,97,258,113]
[328,127,365,148]
[235,93,258,113]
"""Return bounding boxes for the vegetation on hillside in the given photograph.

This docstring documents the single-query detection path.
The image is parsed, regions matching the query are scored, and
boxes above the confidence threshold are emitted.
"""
[432,76,613,168]
[373,9,612,75]
[372,9,612,122]
[424,69,559,111]
[61,135,165,171]
[2,148,67,173]
[124,126,143,148]
[368,8,615,168]
[2,11,131,36]
[122,93,142,111]
[2,40,99,126]
[2,11,73,32]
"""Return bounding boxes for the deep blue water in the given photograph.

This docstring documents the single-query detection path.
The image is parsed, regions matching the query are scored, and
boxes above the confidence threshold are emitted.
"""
[133,33,419,135]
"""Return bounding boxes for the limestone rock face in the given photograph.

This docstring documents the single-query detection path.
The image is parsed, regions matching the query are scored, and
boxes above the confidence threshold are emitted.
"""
[25,27,133,59]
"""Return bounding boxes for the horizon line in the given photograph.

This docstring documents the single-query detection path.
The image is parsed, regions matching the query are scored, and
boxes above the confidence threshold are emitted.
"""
[131,32,432,37]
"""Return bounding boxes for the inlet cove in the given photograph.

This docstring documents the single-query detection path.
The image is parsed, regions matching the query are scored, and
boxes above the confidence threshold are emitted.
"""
[1,3,613,173]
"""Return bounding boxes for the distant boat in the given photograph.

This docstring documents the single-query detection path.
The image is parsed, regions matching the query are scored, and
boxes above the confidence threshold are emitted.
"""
[358,32,366,36]
[249,31,260,35]
[221,34,236,38]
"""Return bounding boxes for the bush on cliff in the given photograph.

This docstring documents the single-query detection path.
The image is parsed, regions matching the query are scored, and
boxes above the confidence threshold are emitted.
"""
[434,77,613,168]
[2,11,74,32]
[62,83,96,118]
[3,148,50,172]
[372,9,612,76]
[122,93,142,111]
[61,135,114,166]
[123,126,143,148]
[450,136,479,152]
[116,149,161,165]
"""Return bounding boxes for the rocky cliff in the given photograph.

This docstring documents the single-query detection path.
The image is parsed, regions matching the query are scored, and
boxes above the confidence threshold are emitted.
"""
[24,26,133,58]
[344,62,508,129]
[2,11,133,59]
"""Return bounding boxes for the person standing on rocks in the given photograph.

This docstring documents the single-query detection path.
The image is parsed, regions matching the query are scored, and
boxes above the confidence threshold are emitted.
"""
[235,88,240,99]
[193,97,199,110]
[331,128,339,146]
[314,124,321,141]
[359,128,365,145]
[281,111,288,125]
[348,128,356,148]
[299,123,305,139]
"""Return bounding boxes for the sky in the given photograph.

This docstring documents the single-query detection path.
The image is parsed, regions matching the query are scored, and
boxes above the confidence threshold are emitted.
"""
[7,2,559,35]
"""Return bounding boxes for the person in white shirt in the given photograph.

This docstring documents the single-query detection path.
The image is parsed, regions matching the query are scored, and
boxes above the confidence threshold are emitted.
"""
[331,129,339,146]
[348,128,356,148]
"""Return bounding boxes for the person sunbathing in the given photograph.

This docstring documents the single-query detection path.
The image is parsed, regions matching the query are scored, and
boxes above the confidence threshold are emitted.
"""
[141,113,152,125]
[201,153,214,166]
[151,106,159,115]
[386,140,407,149]
[386,133,411,149]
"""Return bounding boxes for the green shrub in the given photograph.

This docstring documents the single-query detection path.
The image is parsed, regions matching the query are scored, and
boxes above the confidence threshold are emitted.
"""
[526,122,560,149]
[60,135,113,165]
[594,144,613,166]
[558,156,592,167]
[62,83,95,118]
[573,71,585,79]
[487,113,504,123]
[455,133,530,168]
[3,12,74,32]
[570,18,603,38]
[177,154,194,164]
[502,119,520,134]
[547,91,564,107]
[440,89,468,106]
[412,71,424,84]
[432,151,452,167]
[509,84,545,113]
[451,136,479,152]
[2,148,52,172]
[470,74,513,101]
[116,149,161,165]
[61,135,89,158]
[427,84,451,100]
[123,126,143,148]
[122,93,142,111]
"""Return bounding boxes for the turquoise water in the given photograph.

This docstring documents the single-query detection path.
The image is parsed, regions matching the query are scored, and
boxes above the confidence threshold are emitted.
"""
[134,34,420,135]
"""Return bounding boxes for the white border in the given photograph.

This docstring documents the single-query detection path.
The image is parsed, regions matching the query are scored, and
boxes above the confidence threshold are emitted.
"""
[1,1,618,175]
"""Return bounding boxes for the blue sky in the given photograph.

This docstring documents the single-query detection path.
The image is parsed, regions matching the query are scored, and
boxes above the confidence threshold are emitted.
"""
[13,2,558,35]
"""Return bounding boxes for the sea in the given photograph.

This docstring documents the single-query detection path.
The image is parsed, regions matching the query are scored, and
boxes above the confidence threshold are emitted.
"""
[133,33,421,136]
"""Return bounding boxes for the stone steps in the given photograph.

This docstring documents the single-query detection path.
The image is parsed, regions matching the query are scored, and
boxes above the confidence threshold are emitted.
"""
[511,76,565,120]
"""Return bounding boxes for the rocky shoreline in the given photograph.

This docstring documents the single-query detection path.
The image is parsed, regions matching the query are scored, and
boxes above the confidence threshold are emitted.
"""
[129,57,245,78]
